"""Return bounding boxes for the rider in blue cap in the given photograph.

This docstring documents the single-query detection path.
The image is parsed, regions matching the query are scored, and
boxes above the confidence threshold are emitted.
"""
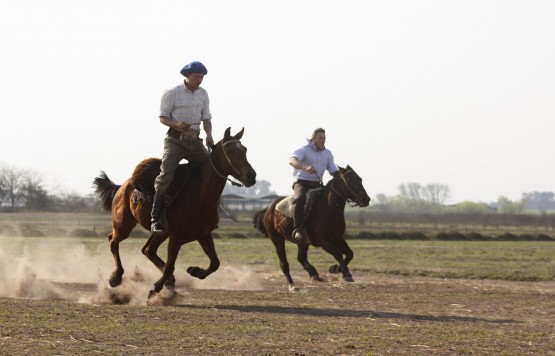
[180,61,208,76]
[150,61,214,236]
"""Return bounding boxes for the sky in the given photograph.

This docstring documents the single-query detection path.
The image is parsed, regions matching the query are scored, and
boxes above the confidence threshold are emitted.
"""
[0,0,554,204]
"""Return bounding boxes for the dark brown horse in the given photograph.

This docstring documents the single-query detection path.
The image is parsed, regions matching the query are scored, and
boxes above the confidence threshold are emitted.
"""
[93,127,256,298]
[253,165,370,290]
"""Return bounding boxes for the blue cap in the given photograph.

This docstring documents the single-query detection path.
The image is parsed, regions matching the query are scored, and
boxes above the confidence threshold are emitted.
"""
[180,61,208,76]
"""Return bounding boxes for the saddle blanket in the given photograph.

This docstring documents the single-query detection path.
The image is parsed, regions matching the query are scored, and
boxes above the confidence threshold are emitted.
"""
[275,196,295,218]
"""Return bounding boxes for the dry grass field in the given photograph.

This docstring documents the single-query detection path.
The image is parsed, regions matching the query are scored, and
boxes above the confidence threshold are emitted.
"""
[0,212,554,355]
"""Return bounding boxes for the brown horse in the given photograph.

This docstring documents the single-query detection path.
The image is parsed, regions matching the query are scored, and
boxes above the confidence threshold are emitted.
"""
[253,165,370,290]
[93,127,256,298]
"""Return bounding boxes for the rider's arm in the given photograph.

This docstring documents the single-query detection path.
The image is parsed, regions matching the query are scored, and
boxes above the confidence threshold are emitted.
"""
[289,157,315,174]
[202,119,214,147]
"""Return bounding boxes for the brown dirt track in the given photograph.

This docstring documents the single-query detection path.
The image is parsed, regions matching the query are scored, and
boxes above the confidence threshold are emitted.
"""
[1,266,554,355]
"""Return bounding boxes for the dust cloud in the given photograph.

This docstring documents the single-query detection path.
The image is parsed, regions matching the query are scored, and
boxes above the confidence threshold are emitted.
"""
[0,237,264,305]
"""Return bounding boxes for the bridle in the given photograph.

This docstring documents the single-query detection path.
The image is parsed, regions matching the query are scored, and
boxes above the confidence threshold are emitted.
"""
[208,139,245,187]
[329,169,361,207]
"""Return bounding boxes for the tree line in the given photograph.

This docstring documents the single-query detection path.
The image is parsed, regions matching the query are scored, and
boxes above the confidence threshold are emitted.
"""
[371,182,554,215]
[0,163,95,212]
[1,163,554,215]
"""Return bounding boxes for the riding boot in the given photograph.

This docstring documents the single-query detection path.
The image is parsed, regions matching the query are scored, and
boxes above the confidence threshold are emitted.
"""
[292,200,305,242]
[150,192,166,236]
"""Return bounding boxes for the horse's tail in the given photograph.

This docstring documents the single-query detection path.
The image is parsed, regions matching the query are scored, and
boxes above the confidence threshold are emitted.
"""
[252,207,268,236]
[92,171,120,212]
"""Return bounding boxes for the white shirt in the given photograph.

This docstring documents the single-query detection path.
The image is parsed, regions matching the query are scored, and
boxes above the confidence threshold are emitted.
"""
[291,140,339,182]
[159,83,212,131]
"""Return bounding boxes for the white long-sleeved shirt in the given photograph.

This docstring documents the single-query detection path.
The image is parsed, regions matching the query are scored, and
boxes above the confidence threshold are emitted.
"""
[291,140,339,182]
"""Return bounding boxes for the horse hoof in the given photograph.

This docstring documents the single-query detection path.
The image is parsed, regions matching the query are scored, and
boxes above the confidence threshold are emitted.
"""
[109,274,122,287]
[311,274,324,282]
[343,275,354,282]
[165,275,176,289]
[148,290,157,299]
[288,284,299,292]
[329,264,341,274]
[187,266,205,279]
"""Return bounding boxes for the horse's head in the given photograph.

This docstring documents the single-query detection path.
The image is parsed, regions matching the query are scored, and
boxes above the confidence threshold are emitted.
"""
[330,165,371,207]
[210,127,256,187]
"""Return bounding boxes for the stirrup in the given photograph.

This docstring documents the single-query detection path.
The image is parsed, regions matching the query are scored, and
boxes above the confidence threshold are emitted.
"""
[292,228,305,242]
[151,221,165,236]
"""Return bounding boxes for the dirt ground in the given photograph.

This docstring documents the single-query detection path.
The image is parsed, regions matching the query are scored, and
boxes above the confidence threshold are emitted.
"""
[1,265,554,355]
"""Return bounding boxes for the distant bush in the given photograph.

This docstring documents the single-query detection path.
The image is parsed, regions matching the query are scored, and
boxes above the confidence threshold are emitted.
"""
[400,231,429,240]
[375,231,401,239]
[228,232,247,239]
[346,231,377,239]
[466,232,492,241]
[436,231,471,241]
[536,234,554,241]
[497,233,519,241]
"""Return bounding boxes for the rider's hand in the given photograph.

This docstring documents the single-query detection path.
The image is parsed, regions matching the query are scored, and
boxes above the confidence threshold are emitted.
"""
[177,122,190,133]
[304,165,316,174]
[205,135,215,148]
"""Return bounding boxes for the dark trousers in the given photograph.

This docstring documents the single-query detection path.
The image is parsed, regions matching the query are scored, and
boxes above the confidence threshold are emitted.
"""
[292,180,322,229]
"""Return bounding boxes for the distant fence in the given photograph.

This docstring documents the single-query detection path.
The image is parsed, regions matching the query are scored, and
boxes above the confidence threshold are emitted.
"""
[220,194,283,211]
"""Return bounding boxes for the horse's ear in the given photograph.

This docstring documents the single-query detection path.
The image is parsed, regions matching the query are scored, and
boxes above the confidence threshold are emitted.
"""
[338,166,345,172]
[234,127,244,140]
[224,127,231,140]
[346,165,352,171]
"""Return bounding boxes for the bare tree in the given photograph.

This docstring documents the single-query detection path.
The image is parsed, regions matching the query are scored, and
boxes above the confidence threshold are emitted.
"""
[398,182,424,202]
[522,191,555,214]
[496,196,526,214]
[423,183,451,205]
[21,170,54,211]
[0,165,7,206]
[2,164,24,209]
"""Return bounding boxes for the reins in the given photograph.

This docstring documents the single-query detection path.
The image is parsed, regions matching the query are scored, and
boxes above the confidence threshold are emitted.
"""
[207,139,244,187]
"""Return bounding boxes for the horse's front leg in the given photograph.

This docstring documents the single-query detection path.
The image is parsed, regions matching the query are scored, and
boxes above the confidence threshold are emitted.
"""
[149,238,182,298]
[296,244,322,282]
[330,237,354,266]
[320,241,354,282]
[186,234,220,280]
[141,233,175,288]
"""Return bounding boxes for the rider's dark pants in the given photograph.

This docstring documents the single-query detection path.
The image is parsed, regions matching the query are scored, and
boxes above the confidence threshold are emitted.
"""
[292,179,322,230]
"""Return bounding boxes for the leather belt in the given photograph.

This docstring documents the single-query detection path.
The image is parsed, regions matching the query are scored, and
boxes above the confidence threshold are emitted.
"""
[167,127,200,141]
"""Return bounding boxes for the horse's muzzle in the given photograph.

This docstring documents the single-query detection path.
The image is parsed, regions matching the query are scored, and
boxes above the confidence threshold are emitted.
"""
[358,196,371,207]
[242,170,257,187]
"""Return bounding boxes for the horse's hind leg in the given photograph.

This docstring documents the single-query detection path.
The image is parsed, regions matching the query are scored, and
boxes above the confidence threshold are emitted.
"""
[187,234,220,280]
[270,235,295,289]
[108,186,137,287]
[108,229,131,287]
[296,244,322,282]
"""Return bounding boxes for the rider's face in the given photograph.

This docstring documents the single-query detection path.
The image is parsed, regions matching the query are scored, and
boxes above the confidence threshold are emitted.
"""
[185,73,204,90]
[312,133,326,149]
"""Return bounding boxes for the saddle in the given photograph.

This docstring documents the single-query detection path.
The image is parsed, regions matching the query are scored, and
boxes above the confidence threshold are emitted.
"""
[130,158,203,207]
[275,187,323,222]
